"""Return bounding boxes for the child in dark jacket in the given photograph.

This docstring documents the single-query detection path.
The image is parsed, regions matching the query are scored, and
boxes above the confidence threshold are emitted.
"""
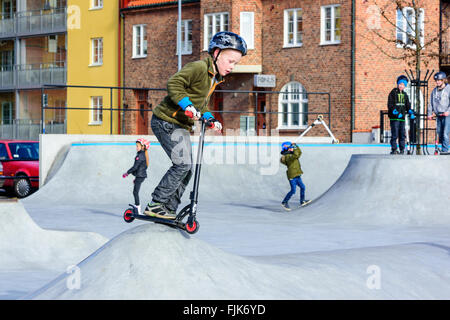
[123,138,149,215]
[387,75,413,154]
[280,141,310,211]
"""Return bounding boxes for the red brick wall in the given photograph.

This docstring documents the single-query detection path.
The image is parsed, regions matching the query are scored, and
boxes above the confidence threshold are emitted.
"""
[261,0,353,141]
[123,3,201,134]
[354,0,441,135]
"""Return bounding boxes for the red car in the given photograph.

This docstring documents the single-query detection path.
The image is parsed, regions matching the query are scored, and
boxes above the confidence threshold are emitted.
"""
[0,140,39,198]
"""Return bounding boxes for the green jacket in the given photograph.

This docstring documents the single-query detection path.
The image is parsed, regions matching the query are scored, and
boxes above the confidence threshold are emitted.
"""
[152,56,224,130]
[280,146,304,180]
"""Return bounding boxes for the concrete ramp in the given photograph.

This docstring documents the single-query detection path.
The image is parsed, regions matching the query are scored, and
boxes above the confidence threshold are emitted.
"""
[26,223,450,299]
[295,154,450,226]
[0,200,107,270]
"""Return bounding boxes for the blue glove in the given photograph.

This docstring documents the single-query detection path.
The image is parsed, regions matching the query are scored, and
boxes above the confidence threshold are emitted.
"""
[392,109,399,115]
[408,109,414,115]
[410,113,416,120]
[178,97,193,110]
[398,113,403,119]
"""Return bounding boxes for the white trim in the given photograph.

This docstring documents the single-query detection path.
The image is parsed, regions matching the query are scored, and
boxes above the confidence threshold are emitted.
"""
[240,11,254,50]
[90,0,103,10]
[90,96,103,125]
[177,19,193,55]
[283,8,303,48]
[203,12,229,51]
[277,82,309,129]
[396,7,425,49]
[320,5,341,45]
[132,24,147,58]
[90,38,103,66]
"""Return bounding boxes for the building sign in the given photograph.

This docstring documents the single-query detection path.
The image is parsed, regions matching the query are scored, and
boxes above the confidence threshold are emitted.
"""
[254,74,276,88]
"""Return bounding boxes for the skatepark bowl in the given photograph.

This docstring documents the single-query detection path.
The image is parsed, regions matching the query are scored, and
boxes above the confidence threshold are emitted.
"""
[1,140,450,300]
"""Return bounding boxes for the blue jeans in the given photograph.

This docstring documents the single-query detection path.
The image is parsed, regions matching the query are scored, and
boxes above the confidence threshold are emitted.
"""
[436,115,450,152]
[282,175,306,204]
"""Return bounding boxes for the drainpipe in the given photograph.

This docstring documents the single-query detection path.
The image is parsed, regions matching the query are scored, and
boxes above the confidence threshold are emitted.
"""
[350,0,356,142]
[118,8,123,134]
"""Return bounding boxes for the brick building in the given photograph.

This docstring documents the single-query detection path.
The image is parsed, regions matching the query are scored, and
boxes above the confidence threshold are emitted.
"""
[120,0,449,143]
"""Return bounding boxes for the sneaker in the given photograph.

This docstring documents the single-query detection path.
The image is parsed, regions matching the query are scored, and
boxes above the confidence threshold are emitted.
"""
[145,202,176,220]
[390,149,399,155]
[399,150,404,155]
[301,200,311,206]
[281,202,291,211]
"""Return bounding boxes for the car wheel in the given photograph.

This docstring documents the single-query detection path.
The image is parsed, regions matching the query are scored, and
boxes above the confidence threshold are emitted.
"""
[14,176,31,198]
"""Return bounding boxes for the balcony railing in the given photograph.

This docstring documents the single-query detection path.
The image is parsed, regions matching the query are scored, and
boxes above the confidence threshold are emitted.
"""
[0,7,66,38]
[0,63,66,89]
[0,119,66,140]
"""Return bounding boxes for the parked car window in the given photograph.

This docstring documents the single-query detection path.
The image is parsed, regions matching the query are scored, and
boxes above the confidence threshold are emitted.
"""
[0,144,8,160]
[9,143,39,160]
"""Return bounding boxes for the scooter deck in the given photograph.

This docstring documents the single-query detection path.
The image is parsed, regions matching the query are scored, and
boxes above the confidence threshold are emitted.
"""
[133,213,186,230]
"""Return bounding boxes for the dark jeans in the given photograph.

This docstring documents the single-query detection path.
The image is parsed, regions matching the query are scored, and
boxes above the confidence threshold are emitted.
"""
[133,177,145,206]
[390,120,406,151]
[150,115,193,212]
[282,175,306,204]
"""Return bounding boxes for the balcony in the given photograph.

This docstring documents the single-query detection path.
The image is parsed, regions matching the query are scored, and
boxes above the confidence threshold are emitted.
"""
[0,62,66,89]
[0,7,66,39]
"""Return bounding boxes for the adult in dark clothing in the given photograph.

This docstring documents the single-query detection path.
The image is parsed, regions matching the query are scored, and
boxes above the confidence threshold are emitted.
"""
[387,75,413,154]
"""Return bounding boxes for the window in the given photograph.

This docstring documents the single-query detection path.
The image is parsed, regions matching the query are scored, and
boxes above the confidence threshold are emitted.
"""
[90,96,103,124]
[133,25,147,58]
[91,38,103,66]
[240,12,254,50]
[1,102,12,125]
[278,82,308,129]
[204,12,229,50]
[177,20,192,55]
[240,116,256,136]
[9,143,39,160]
[0,143,8,160]
[321,5,341,45]
[91,0,103,9]
[284,9,303,47]
[396,7,424,49]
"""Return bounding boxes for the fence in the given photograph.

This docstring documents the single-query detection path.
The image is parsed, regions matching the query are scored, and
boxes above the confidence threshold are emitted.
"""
[41,84,333,138]
[0,119,65,140]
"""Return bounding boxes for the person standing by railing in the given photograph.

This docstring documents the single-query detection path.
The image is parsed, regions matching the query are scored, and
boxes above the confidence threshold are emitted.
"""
[427,71,450,153]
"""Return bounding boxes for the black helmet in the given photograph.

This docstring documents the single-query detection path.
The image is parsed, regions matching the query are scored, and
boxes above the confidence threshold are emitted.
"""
[208,31,247,56]
[434,71,447,80]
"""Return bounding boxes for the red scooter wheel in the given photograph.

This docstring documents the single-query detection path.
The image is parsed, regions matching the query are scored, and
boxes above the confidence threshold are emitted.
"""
[123,208,135,223]
[185,220,199,234]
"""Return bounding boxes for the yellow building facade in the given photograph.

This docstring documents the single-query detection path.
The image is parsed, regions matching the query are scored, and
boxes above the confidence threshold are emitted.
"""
[66,0,120,134]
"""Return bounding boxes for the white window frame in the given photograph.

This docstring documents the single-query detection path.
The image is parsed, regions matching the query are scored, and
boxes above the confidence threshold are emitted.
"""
[240,11,254,50]
[278,82,308,130]
[396,7,425,49]
[90,38,103,66]
[283,8,303,48]
[91,0,103,10]
[132,24,147,58]
[177,19,192,55]
[90,96,103,125]
[320,5,341,45]
[204,12,229,51]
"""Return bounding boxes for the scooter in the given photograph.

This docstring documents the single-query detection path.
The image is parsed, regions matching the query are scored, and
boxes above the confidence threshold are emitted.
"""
[123,117,212,234]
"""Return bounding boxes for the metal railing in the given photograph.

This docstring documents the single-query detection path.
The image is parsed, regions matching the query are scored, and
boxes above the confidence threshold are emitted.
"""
[42,84,333,138]
[0,63,66,88]
[0,7,66,38]
[0,119,65,140]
